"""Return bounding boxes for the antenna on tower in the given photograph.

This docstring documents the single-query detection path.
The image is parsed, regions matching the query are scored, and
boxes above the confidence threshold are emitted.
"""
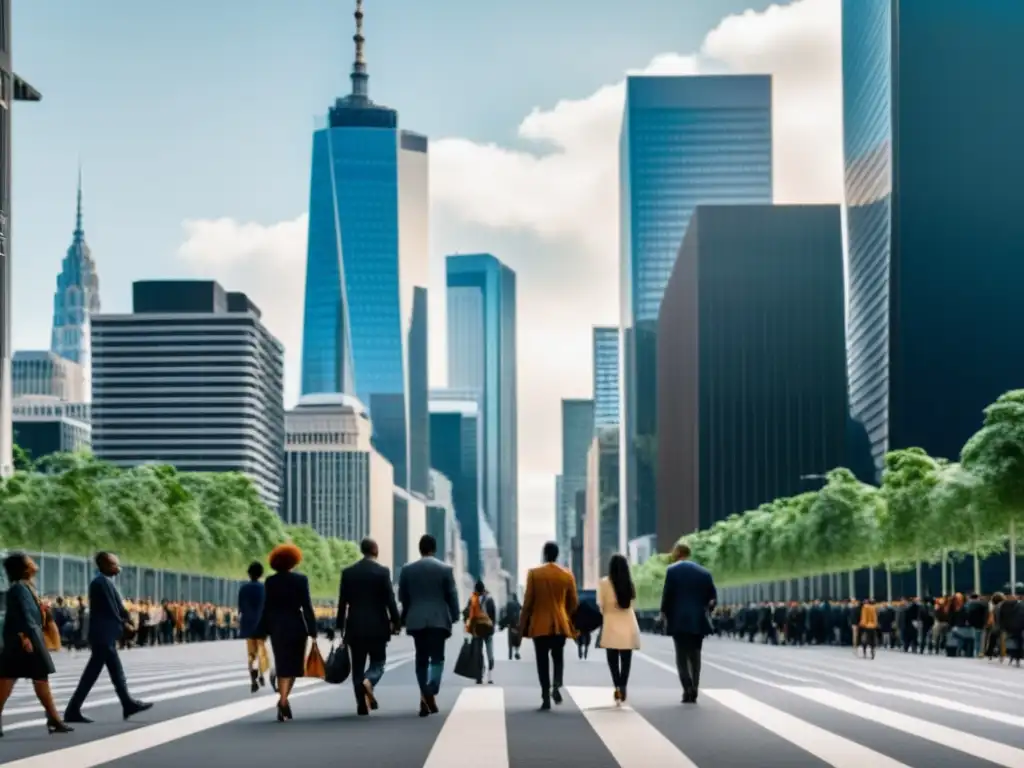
[350,0,369,98]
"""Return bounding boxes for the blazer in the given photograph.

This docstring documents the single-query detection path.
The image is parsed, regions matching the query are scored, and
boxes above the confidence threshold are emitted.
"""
[2,582,54,674]
[398,556,460,635]
[336,557,399,644]
[597,577,641,650]
[237,581,265,639]
[87,572,130,647]
[258,570,317,639]
[660,560,717,637]
[520,563,578,639]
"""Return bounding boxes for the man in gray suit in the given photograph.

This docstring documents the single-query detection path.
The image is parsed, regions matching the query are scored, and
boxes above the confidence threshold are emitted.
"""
[398,534,460,717]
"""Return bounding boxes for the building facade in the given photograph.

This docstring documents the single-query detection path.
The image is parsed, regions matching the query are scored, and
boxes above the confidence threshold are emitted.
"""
[281,393,394,568]
[585,428,621,575]
[300,1,429,497]
[12,397,91,462]
[445,253,518,586]
[427,469,473,605]
[51,171,100,390]
[393,488,427,576]
[0,0,41,475]
[559,398,593,565]
[843,0,1024,479]
[592,327,619,432]
[656,205,846,550]
[12,350,84,402]
[619,74,772,543]
[91,281,285,510]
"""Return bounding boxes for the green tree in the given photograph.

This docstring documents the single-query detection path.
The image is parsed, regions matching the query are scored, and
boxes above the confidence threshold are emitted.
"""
[880,448,943,596]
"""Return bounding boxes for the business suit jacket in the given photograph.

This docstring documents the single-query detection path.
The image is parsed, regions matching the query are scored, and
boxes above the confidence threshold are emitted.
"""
[660,560,717,637]
[398,556,460,635]
[237,581,265,639]
[336,557,399,646]
[87,573,130,647]
[519,563,578,639]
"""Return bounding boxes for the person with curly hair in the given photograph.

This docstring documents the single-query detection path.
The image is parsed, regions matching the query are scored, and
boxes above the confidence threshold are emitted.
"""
[256,543,317,722]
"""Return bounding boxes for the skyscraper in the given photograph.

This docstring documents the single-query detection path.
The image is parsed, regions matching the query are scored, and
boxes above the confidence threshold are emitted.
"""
[843,0,1024,477]
[592,327,619,432]
[0,0,41,476]
[300,0,429,495]
[51,170,100,377]
[619,75,772,543]
[445,253,518,585]
[560,398,593,564]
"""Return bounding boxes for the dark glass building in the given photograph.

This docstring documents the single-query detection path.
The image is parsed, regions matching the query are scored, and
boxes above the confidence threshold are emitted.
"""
[619,75,772,543]
[844,0,1024,476]
[429,397,481,579]
[592,327,619,432]
[300,2,429,495]
[559,399,593,565]
[656,205,846,550]
[446,253,518,584]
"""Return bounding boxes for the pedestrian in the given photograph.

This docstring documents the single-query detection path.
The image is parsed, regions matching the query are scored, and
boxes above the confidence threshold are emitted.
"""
[63,551,152,724]
[0,553,73,737]
[398,534,461,716]
[858,598,878,659]
[501,594,522,660]
[255,543,318,722]
[238,561,271,693]
[659,541,717,704]
[598,553,640,705]
[465,580,496,684]
[519,541,578,710]
[336,537,399,716]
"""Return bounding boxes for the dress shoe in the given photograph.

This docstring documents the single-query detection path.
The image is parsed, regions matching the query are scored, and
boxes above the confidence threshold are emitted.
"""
[123,701,153,720]
[362,679,378,710]
[419,697,430,717]
[425,693,439,714]
[551,686,563,705]
[539,698,551,711]
[64,711,93,724]
[249,669,259,694]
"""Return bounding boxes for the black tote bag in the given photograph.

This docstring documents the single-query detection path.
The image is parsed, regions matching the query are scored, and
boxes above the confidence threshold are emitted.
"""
[453,638,482,680]
[324,643,351,685]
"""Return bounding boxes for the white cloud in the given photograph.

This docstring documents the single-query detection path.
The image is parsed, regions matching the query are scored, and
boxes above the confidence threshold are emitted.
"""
[176,0,842,581]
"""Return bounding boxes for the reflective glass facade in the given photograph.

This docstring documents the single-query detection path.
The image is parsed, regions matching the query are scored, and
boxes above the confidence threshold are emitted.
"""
[560,399,593,566]
[300,92,429,494]
[592,327,619,431]
[619,75,772,541]
[429,405,481,579]
[446,254,518,585]
[843,0,1024,482]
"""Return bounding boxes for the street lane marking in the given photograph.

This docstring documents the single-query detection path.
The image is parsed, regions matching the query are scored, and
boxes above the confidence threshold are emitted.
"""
[783,686,1024,768]
[702,689,909,767]
[422,686,508,768]
[636,650,785,690]
[567,686,698,767]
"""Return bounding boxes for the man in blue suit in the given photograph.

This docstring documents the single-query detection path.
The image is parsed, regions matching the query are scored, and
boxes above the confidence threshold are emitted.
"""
[64,552,152,723]
[660,541,717,703]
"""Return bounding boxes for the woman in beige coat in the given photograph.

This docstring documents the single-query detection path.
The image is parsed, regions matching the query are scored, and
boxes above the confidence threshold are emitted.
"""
[597,554,641,705]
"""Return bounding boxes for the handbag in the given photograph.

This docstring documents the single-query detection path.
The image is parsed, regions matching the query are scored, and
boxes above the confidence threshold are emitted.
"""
[42,615,62,652]
[573,600,603,635]
[304,642,326,679]
[324,643,351,684]
[453,638,482,680]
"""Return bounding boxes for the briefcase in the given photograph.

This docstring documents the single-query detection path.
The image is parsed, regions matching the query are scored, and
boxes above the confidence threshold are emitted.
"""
[453,638,482,680]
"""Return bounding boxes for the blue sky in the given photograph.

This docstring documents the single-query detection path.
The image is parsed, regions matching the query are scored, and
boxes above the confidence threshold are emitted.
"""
[11,0,842,576]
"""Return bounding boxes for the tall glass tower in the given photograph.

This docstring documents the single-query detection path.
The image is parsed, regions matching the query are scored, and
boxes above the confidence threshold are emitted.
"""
[619,75,772,541]
[300,0,429,494]
[51,170,101,376]
[592,327,619,432]
[446,253,518,586]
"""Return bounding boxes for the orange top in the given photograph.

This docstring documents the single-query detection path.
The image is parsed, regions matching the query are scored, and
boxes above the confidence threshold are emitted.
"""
[859,603,878,629]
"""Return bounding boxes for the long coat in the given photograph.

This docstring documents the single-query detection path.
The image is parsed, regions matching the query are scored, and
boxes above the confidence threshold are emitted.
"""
[596,577,640,650]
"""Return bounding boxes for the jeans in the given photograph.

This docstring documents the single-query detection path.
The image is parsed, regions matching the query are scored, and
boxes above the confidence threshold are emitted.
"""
[411,629,447,696]
[672,633,704,694]
[471,635,494,679]
[532,635,566,695]
[606,649,632,691]
[349,642,386,705]
[65,643,132,715]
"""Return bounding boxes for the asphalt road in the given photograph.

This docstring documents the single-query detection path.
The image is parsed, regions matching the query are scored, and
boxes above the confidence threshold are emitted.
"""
[1,632,1023,766]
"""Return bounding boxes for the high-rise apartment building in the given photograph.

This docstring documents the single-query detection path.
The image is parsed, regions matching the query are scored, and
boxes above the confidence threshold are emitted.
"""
[51,171,100,385]
[843,0,1024,478]
[592,327,619,432]
[619,75,772,542]
[282,393,394,568]
[0,0,41,475]
[657,205,846,550]
[92,281,285,510]
[445,253,518,586]
[300,0,429,496]
[559,398,593,564]
[12,350,84,402]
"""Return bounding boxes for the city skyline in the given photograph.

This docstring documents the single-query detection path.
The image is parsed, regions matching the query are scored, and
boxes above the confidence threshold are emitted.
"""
[10,0,844,580]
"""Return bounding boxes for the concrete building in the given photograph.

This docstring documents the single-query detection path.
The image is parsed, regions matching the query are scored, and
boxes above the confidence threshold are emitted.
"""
[12,396,90,462]
[393,488,427,575]
[12,351,84,402]
[282,393,394,568]
[656,205,846,549]
[428,469,473,605]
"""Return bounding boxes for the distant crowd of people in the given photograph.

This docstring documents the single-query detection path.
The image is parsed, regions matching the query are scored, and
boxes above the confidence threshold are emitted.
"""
[709,593,1024,663]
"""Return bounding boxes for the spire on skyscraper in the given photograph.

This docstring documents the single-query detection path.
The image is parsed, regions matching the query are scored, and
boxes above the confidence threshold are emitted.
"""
[73,163,83,241]
[350,0,368,99]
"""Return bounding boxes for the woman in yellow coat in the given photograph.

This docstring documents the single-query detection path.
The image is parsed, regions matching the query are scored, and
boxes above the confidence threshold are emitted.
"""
[858,599,879,659]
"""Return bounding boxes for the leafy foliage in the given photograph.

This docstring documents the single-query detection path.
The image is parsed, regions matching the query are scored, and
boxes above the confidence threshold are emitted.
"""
[0,451,360,597]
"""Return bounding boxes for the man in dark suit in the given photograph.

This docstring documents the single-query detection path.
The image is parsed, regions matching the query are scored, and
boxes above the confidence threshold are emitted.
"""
[336,537,399,716]
[660,541,717,704]
[64,552,152,723]
[398,534,460,716]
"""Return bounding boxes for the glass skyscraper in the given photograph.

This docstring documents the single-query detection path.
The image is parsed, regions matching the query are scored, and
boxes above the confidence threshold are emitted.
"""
[619,75,772,541]
[592,327,619,431]
[300,1,429,494]
[843,0,1024,479]
[446,253,518,585]
[559,398,593,565]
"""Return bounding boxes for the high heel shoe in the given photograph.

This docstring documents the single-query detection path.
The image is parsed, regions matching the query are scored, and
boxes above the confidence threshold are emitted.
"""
[283,703,293,721]
[276,702,286,722]
[46,717,73,734]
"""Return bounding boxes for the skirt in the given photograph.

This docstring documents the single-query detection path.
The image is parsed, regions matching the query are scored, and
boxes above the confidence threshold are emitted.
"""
[269,631,307,678]
[0,643,55,681]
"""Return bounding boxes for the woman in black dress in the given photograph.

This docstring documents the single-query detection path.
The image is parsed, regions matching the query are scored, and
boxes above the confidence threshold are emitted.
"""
[256,544,317,722]
[0,553,73,736]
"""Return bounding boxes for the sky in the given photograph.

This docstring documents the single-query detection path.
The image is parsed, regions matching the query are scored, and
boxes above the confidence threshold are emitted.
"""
[10,0,844,583]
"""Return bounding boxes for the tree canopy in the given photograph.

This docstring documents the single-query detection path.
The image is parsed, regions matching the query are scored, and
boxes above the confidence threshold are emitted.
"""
[632,390,1024,608]
[0,451,360,597]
